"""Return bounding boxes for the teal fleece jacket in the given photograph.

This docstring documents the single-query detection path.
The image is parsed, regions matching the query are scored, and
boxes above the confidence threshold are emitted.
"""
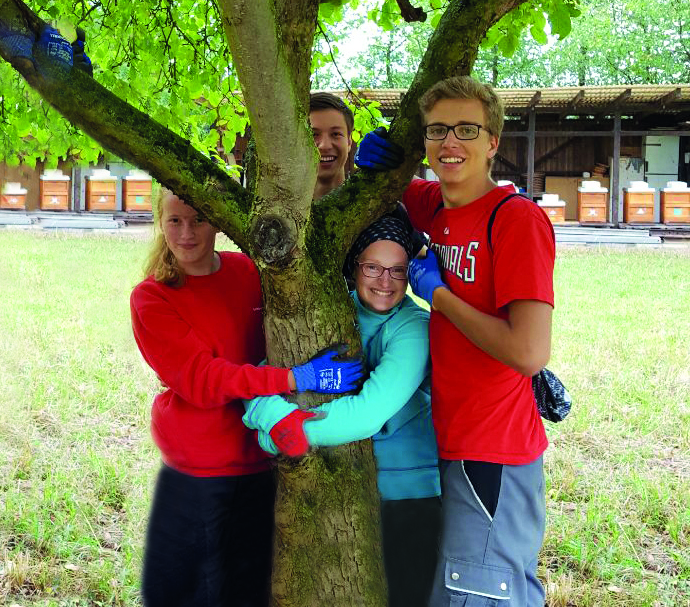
[243,292,440,501]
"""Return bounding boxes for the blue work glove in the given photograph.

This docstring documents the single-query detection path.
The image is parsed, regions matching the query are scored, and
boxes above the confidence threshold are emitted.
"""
[354,126,404,171]
[408,249,448,306]
[71,27,93,76]
[292,345,364,394]
[0,13,35,61]
[34,25,73,74]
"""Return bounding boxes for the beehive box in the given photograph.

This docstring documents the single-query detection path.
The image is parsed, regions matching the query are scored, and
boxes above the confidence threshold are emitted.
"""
[661,182,690,224]
[123,171,153,212]
[623,184,655,224]
[577,181,608,224]
[86,169,118,212]
[39,169,70,211]
[538,193,566,225]
[1,182,27,210]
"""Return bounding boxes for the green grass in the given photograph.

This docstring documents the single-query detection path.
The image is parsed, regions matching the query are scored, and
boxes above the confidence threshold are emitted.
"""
[1,231,689,606]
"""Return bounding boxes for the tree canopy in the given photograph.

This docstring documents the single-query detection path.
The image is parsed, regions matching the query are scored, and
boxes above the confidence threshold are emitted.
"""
[1,0,584,169]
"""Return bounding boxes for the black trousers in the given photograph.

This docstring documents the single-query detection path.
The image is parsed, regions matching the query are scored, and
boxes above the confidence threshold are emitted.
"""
[381,496,443,607]
[141,465,275,607]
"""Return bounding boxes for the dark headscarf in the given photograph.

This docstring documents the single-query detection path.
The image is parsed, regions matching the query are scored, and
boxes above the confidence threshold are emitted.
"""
[343,204,426,279]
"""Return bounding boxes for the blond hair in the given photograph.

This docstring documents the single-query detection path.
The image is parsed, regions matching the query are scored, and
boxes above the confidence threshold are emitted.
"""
[419,76,504,139]
[143,187,185,287]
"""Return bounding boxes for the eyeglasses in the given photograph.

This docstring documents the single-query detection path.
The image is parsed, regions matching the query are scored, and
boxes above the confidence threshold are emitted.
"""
[424,122,486,141]
[355,261,408,281]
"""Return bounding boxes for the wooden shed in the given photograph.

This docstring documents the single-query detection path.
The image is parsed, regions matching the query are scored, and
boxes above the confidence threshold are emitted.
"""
[341,84,690,225]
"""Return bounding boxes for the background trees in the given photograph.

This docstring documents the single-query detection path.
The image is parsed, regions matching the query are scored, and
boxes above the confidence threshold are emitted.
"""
[313,0,690,90]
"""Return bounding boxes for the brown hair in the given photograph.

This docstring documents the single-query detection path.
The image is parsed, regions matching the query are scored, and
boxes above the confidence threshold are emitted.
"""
[419,76,504,139]
[310,92,354,134]
[142,187,185,287]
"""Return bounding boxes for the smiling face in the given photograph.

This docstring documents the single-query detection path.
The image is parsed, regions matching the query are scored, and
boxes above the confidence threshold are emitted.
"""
[161,192,218,276]
[310,108,352,189]
[355,240,409,314]
[424,97,499,206]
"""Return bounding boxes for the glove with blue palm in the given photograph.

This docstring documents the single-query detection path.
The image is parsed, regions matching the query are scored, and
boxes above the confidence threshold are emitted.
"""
[72,27,93,76]
[354,127,404,171]
[292,344,364,394]
[408,249,448,306]
[0,11,35,62]
[34,25,73,74]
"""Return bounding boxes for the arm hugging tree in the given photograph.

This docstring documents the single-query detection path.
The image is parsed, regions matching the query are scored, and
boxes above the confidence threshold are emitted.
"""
[0,0,573,603]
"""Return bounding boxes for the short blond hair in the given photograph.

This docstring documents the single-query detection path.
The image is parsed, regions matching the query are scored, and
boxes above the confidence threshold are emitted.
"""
[419,76,504,139]
[143,187,185,287]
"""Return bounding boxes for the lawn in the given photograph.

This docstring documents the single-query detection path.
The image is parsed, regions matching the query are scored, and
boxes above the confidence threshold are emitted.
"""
[0,229,688,606]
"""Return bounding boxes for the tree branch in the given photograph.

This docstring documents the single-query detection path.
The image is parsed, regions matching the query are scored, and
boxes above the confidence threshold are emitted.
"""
[395,0,426,22]
[311,0,529,270]
[218,0,320,262]
[0,0,253,249]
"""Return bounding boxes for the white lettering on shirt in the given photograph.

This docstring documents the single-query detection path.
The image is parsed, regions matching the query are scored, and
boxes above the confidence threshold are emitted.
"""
[431,241,480,283]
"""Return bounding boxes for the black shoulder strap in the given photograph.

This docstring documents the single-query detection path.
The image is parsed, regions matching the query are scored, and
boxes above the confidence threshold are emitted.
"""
[487,193,525,252]
[432,191,529,251]
[432,200,444,219]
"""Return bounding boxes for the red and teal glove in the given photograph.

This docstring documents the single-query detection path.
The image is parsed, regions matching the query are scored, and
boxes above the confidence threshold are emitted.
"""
[269,410,318,458]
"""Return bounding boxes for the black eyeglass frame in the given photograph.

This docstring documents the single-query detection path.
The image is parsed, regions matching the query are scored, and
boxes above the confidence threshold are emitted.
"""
[423,122,487,141]
[355,261,409,281]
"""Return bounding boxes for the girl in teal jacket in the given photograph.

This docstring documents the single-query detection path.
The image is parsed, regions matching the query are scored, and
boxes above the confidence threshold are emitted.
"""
[244,214,440,607]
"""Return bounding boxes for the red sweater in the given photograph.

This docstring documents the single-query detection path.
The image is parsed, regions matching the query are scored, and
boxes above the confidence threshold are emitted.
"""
[130,251,291,477]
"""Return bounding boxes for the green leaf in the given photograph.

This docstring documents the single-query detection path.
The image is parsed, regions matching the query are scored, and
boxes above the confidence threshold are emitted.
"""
[498,32,520,57]
[16,117,32,139]
[530,25,548,45]
[319,3,335,20]
[430,12,442,29]
[202,128,220,148]
[533,10,546,29]
[549,4,573,39]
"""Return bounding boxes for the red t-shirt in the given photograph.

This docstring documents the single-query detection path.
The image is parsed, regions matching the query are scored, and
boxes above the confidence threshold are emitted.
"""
[403,180,555,464]
[130,251,291,477]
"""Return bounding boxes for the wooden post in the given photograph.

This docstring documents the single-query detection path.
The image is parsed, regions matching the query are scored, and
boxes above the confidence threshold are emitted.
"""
[611,113,621,226]
[527,109,536,199]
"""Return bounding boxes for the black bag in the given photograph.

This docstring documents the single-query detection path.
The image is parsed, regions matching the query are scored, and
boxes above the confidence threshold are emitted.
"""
[434,193,573,422]
[531,368,572,422]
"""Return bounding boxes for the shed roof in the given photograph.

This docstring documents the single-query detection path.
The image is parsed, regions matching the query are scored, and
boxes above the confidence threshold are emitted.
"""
[325,84,690,117]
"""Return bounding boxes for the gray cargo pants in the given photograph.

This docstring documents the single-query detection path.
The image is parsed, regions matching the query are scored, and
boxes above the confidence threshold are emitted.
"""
[429,457,546,606]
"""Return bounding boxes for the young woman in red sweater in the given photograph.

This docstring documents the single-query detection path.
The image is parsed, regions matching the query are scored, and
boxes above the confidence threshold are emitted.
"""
[130,189,362,607]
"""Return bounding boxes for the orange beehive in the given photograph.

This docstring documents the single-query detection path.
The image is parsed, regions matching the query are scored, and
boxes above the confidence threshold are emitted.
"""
[661,182,690,224]
[623,185,655,224]
[538,194,566,225]
[1,183,27,210]
[39,169,70,211]
[123,171,153,212]
[86,169,118,212]
[577,181,608,224]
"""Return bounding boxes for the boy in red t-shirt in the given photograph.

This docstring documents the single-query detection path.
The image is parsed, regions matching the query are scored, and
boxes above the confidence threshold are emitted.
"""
[357,76,555,606]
